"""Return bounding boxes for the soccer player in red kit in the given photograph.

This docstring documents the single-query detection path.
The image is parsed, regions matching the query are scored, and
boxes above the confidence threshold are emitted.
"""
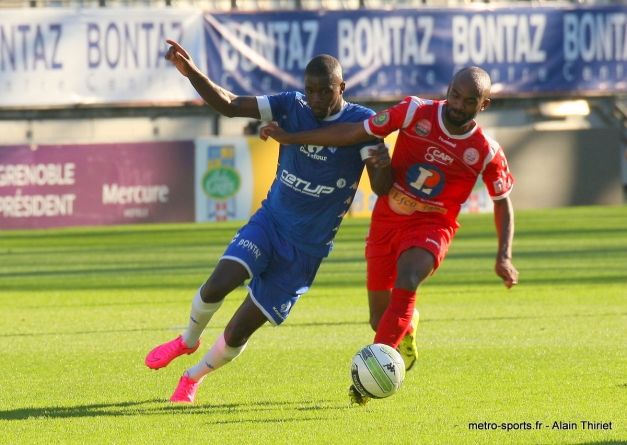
[261,66,519,405]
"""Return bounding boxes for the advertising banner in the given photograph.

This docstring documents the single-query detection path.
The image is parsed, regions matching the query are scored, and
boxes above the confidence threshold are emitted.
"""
[194,134,492,225]
[3,5,625,106]
[204,5,627,99]
[0,8,203,106]
[194,136,278,222]
[0,141,195,230]
[0,135,489,231]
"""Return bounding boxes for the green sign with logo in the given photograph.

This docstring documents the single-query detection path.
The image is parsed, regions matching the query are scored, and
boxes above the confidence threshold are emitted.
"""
[202,167,240,200]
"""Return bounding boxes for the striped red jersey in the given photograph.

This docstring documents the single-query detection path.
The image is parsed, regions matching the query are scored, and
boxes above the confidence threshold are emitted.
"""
[364,97,514,229]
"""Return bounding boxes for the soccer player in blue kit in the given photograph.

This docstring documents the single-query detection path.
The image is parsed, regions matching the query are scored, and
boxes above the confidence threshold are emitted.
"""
[144,40,392,403]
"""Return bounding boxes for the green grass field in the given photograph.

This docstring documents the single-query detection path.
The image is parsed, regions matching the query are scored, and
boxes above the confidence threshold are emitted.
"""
[1,206,626,445]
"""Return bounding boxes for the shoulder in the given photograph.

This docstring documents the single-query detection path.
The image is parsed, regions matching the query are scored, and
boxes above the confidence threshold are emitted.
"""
[270,91,313,119]
[266,91,306,108]
[408,96,435,106]
[475,127,501,155]
[342,102,375,122]
[376,96,437,130]
[472,127,506,165]
[266,90,294,104]
[398,96,437,111]
[388,97,437,119]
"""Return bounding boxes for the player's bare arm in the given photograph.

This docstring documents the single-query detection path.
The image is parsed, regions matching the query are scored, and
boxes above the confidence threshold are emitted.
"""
[493,196,518,289]
[260,120,374,147]
[364,144,393,196]
[165,39,260,119]
[364,143,391,170]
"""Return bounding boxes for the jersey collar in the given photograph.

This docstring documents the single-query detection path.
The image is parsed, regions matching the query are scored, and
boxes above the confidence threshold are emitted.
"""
[438,101,478,140]
[323,100,348,122]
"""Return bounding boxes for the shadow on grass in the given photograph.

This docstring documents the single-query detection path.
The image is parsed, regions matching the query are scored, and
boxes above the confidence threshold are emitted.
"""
[3,311,626,339]
[0,255,364,282]
[459,226,627,240]
[0,224,240,241]
[421,311,627,324]
[567,443,627,445]
[2,272,627,292]
[0,327,172,338]
[0,263,211,280]
[0,398,342,421]
[0,321,368,338]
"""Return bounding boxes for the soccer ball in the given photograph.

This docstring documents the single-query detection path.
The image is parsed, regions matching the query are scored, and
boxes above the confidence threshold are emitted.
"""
[350,343,405,399]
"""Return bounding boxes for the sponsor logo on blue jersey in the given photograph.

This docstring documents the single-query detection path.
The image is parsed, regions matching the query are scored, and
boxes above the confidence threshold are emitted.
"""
[299,145,328,161]
[280,169,334,197]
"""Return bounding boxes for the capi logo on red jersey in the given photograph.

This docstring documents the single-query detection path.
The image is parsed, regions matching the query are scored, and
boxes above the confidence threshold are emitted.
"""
[425,147,454,165]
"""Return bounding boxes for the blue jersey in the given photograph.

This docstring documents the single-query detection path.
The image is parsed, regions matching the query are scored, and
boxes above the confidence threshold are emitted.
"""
[256,91,375,258]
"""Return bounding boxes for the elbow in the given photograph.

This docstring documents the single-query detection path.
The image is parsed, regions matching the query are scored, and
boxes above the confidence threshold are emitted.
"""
[208,98,239,118]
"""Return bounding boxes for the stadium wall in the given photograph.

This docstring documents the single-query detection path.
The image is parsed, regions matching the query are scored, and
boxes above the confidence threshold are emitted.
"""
[493,127,623,209]
[1,126,621,230]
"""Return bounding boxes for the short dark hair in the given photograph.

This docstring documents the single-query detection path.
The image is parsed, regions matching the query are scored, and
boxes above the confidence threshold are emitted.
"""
[305,54,343,83]
[454,66,491,97]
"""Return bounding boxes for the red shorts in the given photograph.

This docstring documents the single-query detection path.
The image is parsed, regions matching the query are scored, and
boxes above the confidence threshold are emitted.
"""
[365,219,455,291]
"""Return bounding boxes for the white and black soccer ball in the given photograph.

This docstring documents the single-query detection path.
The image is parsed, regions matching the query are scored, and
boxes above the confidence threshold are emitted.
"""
[350,343,405,399]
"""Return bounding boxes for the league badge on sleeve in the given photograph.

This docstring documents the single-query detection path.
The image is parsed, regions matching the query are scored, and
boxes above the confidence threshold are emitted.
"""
[372,112,390,127]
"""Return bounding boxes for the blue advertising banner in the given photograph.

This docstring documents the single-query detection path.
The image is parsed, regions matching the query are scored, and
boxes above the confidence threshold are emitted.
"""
[203,5,627,99]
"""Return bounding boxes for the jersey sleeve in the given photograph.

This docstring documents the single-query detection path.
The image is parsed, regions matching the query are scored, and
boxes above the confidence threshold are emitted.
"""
[256,96,273,121]
[363,99,410,138]
[481,143,514,200]
[256,91,295,122]
[364,96,430,139]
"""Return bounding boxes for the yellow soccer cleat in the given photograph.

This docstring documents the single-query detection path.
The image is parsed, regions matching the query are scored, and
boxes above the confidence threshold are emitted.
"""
[348,385,371,406]
[397,309,419,371]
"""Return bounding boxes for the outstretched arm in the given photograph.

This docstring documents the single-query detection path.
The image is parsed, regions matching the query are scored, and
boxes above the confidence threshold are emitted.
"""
[165,39,260,119]
[261,122,393,195]
[493,196,518,289]
[260,120,375,147]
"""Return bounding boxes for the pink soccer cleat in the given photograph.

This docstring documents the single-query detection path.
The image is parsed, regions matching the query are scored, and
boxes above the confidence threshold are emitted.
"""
[170,374,203,403]
[145,335,201,370]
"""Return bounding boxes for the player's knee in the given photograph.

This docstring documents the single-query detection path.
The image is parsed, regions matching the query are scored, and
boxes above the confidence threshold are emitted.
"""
[395,273,421,291]
[223,324,249,348]
[396,248,435,289]
[395,265,431,290]
[200,277,232,303]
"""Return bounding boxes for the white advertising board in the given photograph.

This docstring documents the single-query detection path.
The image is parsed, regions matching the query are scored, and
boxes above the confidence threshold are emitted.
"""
[0,8,203,106]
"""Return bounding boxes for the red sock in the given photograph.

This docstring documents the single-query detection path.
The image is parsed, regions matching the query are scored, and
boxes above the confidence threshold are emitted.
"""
[373,288,416,349]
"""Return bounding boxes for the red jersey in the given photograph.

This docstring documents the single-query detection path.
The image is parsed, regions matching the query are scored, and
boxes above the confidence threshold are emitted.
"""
[364,97,514,229]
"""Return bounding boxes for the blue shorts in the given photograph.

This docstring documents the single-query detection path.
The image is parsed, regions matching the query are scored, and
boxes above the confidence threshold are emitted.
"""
[221,210,323,326]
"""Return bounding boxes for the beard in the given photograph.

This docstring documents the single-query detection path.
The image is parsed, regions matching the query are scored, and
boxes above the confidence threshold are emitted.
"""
[444,105,475,127]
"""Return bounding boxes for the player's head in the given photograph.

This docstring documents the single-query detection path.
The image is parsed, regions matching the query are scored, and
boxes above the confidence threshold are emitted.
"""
[444,66,491,128]
[304,55,345,120]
